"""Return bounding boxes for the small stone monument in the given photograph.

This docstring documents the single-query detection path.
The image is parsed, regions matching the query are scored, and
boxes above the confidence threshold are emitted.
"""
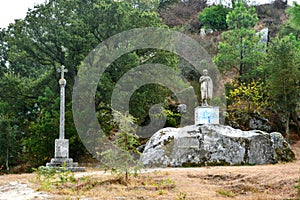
[195,69,219,125]
[46,65,85,172]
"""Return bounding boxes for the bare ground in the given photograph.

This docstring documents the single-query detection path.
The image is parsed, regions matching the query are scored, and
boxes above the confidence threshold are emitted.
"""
[0,141,300,200]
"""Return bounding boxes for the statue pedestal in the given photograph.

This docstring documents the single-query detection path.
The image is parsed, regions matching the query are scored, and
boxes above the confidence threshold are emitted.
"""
[46,139,85,172]
[195,106,219,125]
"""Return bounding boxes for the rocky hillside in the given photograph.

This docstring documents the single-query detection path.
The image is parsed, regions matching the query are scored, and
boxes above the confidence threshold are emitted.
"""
[159,0,289,57]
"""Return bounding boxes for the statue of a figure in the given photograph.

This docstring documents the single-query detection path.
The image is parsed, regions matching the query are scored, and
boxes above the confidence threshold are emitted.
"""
[199,69,213,106]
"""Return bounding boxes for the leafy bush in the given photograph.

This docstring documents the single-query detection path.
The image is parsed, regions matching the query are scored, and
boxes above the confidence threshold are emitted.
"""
[226,80,271,131]
[198,5,230,31]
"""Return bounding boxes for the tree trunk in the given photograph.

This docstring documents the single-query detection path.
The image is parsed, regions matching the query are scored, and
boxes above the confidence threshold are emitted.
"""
[239,36,244,76]
[6,147,9,172]
[286,112,290,143]
[291,111,300,135]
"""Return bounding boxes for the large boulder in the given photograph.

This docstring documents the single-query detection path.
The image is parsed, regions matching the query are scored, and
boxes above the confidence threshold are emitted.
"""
[140,125,295,167]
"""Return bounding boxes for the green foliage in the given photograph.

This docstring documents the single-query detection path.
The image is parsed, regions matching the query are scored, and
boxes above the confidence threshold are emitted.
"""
[265,35,300,112]
[165,109,181,127]
[226,1,258,30]
[198,5,230,31]
[265,34,300,139]
[101,110,141,183]
[286,2,300,32]
[124,0,160,11]
[0,111,18,172]
[0,74,34,172]
[1,0,299,172]
[0,0,172,171]
[113,111,140,153]
[214,1,262,77]
[33,165,75,191]
[226,80,271,130]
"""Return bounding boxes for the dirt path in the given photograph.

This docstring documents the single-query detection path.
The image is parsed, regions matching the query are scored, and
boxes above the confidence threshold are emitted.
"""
[0,141,299,200]
[0,173,50,200]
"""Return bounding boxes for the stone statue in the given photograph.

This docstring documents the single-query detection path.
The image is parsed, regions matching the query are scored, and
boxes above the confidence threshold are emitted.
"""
[199,69,213,106]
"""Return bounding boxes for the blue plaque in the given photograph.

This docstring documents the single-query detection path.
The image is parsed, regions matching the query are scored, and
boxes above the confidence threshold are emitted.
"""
[195,106,219,125]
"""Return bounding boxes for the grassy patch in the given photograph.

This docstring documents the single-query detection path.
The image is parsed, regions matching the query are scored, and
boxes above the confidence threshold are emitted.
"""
[33,171,176,199]
[216,189,236,197]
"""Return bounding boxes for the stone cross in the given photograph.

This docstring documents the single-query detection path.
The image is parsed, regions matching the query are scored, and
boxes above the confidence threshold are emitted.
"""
[58,65,68,139]
[58,65,68,79]
[45,65,85,172]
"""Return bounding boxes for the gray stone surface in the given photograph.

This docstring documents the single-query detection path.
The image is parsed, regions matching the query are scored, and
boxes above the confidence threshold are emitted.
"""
[54,139,69,158]
[46,157,85,172]
[140,125,295,167]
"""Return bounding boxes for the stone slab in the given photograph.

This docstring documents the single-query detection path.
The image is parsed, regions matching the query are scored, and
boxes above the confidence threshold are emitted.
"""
[46,158,86,172]
[55,139,69,158]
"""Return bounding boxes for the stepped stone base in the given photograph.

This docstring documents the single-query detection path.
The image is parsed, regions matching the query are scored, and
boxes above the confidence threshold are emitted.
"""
[45,139,85,172]
[46,158,85,172]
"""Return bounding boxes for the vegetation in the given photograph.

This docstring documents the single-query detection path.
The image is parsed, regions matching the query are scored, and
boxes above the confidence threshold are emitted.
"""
[286,2,300,35]
[265,34,300,141]
[33,164,76,191]
[101,110,141,183]
[226,80,271,130]
[198,4,230,31]
[213,0,263,78]
[0,0,299,173]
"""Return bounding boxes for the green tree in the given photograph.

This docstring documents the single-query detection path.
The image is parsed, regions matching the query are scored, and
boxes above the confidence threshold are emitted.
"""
[0,0,175,171]
[0,103,18,172]
[101,111,140,183]
[265,34,300,140]
[213,0,263,78]
[198,4,230,31]
[281,2,300,40]
[0,73,33,172]
[124,0,160,11]
[286,2,300,31]
[0,29,9,76]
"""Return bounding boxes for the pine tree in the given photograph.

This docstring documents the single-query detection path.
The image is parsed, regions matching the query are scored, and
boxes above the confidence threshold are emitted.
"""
[265,35,300,140]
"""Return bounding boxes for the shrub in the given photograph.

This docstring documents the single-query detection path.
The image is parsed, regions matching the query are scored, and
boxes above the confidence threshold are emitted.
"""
[198,5,230,31]
[226,80,271,131]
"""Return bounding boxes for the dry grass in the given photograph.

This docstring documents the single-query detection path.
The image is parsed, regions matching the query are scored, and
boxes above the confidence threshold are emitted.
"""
[1,141,300,200]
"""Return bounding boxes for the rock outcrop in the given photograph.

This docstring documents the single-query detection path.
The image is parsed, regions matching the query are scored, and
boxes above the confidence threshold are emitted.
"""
[140,125,295,167]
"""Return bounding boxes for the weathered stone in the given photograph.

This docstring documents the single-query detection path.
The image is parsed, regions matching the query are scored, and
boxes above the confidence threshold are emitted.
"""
[249,117,271,132]
[46,157,85,172]
[45,65,85,172]
[54,139,69,158]
[140,125,295,167]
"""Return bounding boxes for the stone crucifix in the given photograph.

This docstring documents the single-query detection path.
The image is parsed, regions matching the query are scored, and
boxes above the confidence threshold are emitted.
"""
[58,65,68,139]
[46,65,85,171]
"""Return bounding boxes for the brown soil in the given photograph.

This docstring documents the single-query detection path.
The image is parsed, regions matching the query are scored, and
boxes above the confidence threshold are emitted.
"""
[0,141,300,200]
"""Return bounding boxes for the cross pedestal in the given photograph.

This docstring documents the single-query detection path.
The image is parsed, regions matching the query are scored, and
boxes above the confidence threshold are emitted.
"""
[45,66,85,172]
[46,139,85,171]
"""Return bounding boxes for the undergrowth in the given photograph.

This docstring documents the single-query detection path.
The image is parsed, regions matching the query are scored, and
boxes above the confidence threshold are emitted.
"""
[32,164,75,191]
